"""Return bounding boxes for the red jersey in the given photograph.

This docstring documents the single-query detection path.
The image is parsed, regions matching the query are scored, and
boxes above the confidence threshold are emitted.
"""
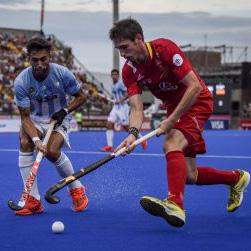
[122,38,213,113]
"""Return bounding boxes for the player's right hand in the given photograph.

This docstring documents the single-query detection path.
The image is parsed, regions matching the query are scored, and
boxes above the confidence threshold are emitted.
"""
[51,108,68,127]
[114,134,136,156]
[34,140,47,155]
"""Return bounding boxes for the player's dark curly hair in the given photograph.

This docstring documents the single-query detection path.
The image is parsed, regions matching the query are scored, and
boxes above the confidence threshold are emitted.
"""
[111,69,119,74]
[27,36,52,54]
[109,18,144,41]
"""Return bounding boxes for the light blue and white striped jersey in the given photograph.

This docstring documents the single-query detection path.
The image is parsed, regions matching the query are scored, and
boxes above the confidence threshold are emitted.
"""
[111,80,127,108]
[14,63,81,123]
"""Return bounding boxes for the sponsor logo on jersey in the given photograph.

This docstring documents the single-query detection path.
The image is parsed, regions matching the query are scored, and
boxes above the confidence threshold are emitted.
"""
[172,54,183,67]
[159,81,178,91]
[35,94,58,103]
[137,74,145,81]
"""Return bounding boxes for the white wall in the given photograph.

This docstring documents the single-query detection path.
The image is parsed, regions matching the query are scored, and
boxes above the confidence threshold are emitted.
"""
[92,71,112,94]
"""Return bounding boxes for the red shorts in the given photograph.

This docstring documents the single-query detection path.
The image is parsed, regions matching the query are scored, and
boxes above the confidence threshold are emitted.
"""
[167,99,213,158]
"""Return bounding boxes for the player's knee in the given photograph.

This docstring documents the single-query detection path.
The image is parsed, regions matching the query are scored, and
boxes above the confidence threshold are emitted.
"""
[186,169,197,184]
[20,137,34,151]
[162,140,181,154]
[46,148,60,161]
[162,137,187,154]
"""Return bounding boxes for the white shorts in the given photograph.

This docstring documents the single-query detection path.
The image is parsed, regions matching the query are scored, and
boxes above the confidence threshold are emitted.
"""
[108,104,129,125]
[32,116,71,148]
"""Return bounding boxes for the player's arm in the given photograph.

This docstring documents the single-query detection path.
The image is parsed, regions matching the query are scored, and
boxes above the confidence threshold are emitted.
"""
[65,88,86,113]
[171,71,201,119]
[51,88,86,126]
[115,93,129,104]
[14,79,46,152]
[52,67,86,126]
[115,64,144,153]
[115,93,144,155]
[128,94,144,131]
[159,71,202,134]
[19,107,39,139]
[157,40,202,134]
[18,107,46,153]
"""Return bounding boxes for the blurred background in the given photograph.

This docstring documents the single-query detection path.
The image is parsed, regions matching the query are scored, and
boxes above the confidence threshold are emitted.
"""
[0,0,251,131]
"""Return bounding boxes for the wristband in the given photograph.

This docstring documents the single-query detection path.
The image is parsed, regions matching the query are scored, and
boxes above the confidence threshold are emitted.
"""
[128,127,139,139]
[32,137,40,144]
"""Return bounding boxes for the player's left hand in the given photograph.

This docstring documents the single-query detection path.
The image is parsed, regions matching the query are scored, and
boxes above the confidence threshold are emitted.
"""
[114,134,137,156]
[51,108,67,127]
[34,140,47,155]
[157,117,176,136]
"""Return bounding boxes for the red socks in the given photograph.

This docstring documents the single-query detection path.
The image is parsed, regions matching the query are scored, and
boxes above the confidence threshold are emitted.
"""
[166,151,186,209]
[165,151,240,208]
[196,167,240,185]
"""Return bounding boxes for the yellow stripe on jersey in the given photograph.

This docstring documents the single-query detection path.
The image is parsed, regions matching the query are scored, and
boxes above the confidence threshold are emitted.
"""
[145,42,153,59]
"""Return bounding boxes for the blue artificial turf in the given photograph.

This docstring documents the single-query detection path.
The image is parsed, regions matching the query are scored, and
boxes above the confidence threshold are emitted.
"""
[0,130,250,251]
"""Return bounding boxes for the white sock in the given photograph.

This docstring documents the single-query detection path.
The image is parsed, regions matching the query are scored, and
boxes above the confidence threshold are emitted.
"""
[54,152,82,190]
[19,151,40,200]
[106,129,114,147]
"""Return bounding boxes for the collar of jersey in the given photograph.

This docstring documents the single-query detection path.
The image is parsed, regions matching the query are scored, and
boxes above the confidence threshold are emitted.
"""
[145,42,153,60]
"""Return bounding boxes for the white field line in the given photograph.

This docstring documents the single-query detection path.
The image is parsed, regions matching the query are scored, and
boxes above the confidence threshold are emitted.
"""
[0,148,250,159]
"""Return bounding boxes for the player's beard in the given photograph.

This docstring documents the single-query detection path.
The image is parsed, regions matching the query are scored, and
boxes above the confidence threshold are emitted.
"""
[33,65,49,81]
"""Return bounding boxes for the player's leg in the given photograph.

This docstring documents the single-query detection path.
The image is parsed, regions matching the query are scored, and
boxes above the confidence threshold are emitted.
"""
[139,130,149,150]
[182,109,250,213]
[16,127,44,216]
[186,157,241,186]
[46,132,88,212]
[106,121,115,150]
[101,107,116,152]
[101,121,114,152]
[140,129,187,227]
[120,105,129,133]
[185,155,250,212]
[46,123,88,212]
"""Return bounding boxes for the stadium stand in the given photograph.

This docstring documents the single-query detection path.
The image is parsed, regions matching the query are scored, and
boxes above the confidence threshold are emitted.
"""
[1,28,250,130]
[0,28,111,119]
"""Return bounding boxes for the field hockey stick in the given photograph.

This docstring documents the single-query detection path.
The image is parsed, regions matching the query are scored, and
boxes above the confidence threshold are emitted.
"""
[8,120,56,211]
[96,92,115,104]
[45,128,161,204]
[83,89,115,104]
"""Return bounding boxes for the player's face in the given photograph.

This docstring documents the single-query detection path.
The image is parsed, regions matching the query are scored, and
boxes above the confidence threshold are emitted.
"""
[111,72,119,83]
[29,49,50,79]
[114,36,146,64]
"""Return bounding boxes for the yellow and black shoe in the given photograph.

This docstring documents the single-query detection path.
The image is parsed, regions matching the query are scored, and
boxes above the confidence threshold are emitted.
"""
[140,196,185,228]
[227,169,250,212]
